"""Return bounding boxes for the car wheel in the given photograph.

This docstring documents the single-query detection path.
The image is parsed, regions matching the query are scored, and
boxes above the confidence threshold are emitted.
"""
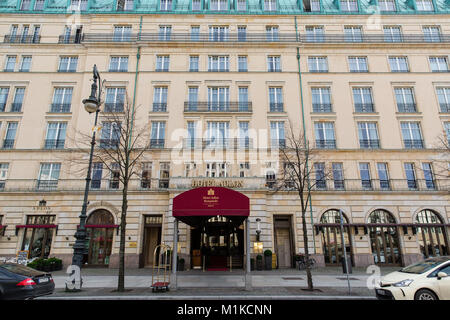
[415,289,438,300]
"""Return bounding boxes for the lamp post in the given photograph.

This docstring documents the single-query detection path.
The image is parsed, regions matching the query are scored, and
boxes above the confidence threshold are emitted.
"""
[66,65,103,291]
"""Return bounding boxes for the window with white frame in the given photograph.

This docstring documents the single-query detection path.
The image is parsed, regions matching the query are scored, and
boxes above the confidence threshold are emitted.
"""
[100,121,121,148]
[159,25,172,40]
[113,25,132,41]
[37,163,61,190]
[378,0,396,11]
[186,121,197,148]
[51,87,73,113]
[239,162,250,177]
[159,162,170,188]
[395,87,416,112]
[0,88,9,112]
[422,163,435,189]
[20,0,31,10]
[423,26,441,42]
[58,56,78,72]
[314,162,326,189]
[266,26,279,41]
[191,26,200,41]
[310,0,321,11]
[308,56,328,72]
[239,121,249,148]
[429,56,449,72]
[189,56,199,71]
[109,56,128,72]
[208,56,229,71]
[156,55,170,71]
[340,0,358,12]
[208,87,229,110]
[209,26,228,41]
[359,163,372,189]
[269,87,283,112]
[444,122,450,145]
[353,87,374,112]
[0,163,8,189]
[344,26,362,42]
[141,162,152,188]
[207,121,229,148]
[264,0,277,11]
[44,122,67,149]
[383,26,402,42]
[270,121,285,147]
[11,87,25,112]
[401,122,423,149]
[153,87,168,112]
[206,162,229,177]
[117,0,134,10]
[237,0,246,10]
[415,0,433,11]
[389,56,409,72]
[436,87,450,113]
[404,162,417,189]
[19,56,31,72]
[312,87,332,112]
[237,26,247,41]
[332,163,344,189]
[267,56,281,72]
[348,56,368,72]
[105,87,125,112]
[306,26,324,42]
[192,0,201,10]
[91,162,103,189]
[187,87,198,110]
[184,162,197,177]
[4,56,16,72]
[150,121,166,148]
[3,122,18,149]
[238,56,247,72]
[70,0,88,10]
[210,0,228,10]
[160,0,173,10]
[109,163,120,189]
[238,87,249,111]
[314,122,336,148]
[357,122,380,149]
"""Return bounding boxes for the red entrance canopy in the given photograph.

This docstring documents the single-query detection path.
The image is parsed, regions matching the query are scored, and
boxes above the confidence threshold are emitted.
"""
[173,187,249,217]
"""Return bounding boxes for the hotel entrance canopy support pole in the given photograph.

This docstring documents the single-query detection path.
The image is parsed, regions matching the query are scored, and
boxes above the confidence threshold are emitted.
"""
[171,218,178,290]
[245,218,252,291]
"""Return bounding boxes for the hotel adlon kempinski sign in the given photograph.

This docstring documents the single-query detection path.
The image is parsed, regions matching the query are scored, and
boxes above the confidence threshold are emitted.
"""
[191,179,244,188]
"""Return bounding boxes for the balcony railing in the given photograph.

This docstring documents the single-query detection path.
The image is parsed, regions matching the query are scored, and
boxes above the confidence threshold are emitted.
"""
[4,35,41,43]
[354,103,374,113]
[149,139,165,148]
[359,139,380,149]
[152,103,167,112]
[99,139,119,149]
[208,68,229,72]
[10,103,22,112]
[0,178,446,193]
[182,138,254,149]
[183,102,252,112]
[44,139,65,149]
[50,103,71,113]
[312,103,332,113]
[58,35,83,44]
[404,139,424,149]
[2,139,14,149]
[397,103,417,113]
[269,103,284,112]
[270,139,286,148]
[315,139,336,149]
[103,103,124,113]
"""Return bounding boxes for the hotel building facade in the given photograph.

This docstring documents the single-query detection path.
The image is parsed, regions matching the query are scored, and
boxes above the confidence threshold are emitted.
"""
[0,0,449,270]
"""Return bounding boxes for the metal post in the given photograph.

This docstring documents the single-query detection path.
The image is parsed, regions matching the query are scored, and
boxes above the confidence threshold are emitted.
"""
[172,218,178,290]
[339,209,351,295]
[245,218,252,290]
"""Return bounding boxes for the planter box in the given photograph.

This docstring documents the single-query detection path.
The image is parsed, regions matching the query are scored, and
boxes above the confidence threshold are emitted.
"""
[256,259,263,271]
[264,255,272,270]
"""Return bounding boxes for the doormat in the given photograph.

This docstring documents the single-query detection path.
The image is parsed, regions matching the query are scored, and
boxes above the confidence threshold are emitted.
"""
[207,268,229,271]
[336,277,359,280]
[282,277,304,280]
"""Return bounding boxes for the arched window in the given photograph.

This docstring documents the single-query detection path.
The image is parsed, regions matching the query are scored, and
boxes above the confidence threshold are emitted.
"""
[320,209,353,265]
[415,209,448,258]
[86,209,114,225]
[367,209,400,265]
[85,209,115,266]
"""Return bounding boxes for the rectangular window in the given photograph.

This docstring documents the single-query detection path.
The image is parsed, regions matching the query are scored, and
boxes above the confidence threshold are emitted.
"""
[237,0,246,11]
[160,0,172,10]
[45,122,67,149]
[100,121,121,148]
[348,56,368,72]
[5,56,16,72]
[207,121,229,148]
[266,26,279,41]
[267,56,281,72]
[401,122,423,149]
[340,0,358,11]
[306,26,324,42]
[91,162,103,189]
[209,26,228,41]
[359,163,372,189]
[208,56,229,72]
[32,25,40,43]
[270,121,285,148]
[109,56,128,72]
[113,25,132,42]
[3,122,17,149]
[189,56,199,72]
[404,163,417,189]
[20,0,31,10]
[384,26,403,42]
[37,163,61,190]
[357,122,380,149]
[314,163,326,189]
[9,25,18,42]
[51,87,73,113]
[423,26,441,42]
[21,25,29,43]
[238,87,249,111]
[344,26,362,42]
[21,215,56,259]
[206,162,229,177]
[159,162,170,188]
[192,0,201,10]
[239,121,250,149]
[187,87,198,110]
[150,121,165,148]
[311,87,332,112]
[416,0,434,11]
[156,55,170,71]
[237,26,247,41]
[429,57,449,72]
[0,163,8,189]
[377,163,390,190]
[332,163,344,190]
[208,87,229,111]
[395,88,416,112]
[153,87,168,112]
[109,163,120,189]
[186,121,196,148]
[117,0,134,10]
[310,0,321,11]
[58,56,78,72]
[264,0,277,11]
[239,162,250,177]
[210,0,228,10]
[105,87,125,112]
[0,88,9,112]
[436,87,450,113]
[389,56,409,72]
[141,162,152,189]
[353,87,374,112]
[191,26,200,41]
[238,56,247,72]
[70,0,88,10]
[308,56,328,72]
[444,122,450,145]
[159,25,172,41]
[19,56,31,72]
[269,87,283,112]
[422,163,435,189]
[378,0,396,11]
[314,122,336,149]
[11,87,25,112]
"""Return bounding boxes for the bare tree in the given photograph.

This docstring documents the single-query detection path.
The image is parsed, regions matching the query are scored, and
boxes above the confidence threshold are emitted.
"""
[272,120,330,291]
[68,95,150,292]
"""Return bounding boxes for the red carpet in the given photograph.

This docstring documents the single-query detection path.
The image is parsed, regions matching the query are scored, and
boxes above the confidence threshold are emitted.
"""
[206,268,228,271]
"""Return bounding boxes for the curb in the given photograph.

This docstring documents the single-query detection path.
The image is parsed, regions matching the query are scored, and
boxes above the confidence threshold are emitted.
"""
[37,295,377,300]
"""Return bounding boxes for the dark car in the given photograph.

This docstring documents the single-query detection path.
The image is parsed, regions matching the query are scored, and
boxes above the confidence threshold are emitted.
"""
[0,263,55,300]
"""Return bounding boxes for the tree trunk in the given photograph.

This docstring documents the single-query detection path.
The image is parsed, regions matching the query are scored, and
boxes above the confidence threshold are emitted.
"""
[300,192,313,290]
[117,180,128,292]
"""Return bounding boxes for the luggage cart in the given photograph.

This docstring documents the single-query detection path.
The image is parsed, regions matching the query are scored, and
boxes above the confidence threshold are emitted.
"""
[151,243,172,292]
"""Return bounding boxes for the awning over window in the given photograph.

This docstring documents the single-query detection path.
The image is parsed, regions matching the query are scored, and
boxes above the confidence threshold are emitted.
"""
[15,224,58,236]
[173,187,250,227]
[78,224,120,228]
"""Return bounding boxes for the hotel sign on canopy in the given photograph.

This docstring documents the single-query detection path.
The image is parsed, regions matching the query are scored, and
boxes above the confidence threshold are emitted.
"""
[191,179,244,188]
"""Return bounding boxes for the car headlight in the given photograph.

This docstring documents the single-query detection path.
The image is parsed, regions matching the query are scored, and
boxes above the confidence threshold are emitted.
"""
[392,279,414,287]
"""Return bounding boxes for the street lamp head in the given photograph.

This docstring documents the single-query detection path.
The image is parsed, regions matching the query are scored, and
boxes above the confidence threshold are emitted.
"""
[82,97,99,113]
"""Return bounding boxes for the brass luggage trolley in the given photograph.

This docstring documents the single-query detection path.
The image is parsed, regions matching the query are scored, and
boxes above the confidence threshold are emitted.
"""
[151,243,172,292]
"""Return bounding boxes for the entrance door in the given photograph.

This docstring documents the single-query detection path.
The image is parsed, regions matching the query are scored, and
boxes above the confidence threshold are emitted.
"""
[87,228,113,266]
[275,228,291,268]
[143,226,161,267]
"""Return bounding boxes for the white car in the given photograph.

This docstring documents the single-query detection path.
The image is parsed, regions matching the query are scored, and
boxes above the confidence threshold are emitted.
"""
[375,256,450,300]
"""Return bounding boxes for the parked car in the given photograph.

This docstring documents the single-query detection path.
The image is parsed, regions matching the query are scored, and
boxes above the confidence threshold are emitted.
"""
[0,263,55,300]
[375,256,450,300]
